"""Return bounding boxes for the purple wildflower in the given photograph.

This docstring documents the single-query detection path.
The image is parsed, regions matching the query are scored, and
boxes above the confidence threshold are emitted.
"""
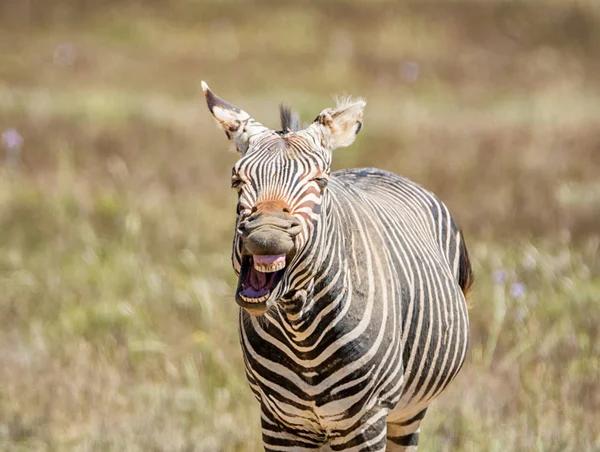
[2,129,23,149]
[53,43,77,67]
[492,269,508,285]
[399,60,420,83]
[2,129,23,167]
[510,283,526,298]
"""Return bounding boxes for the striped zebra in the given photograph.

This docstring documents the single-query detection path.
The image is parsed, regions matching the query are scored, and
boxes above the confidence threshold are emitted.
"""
[201,82,473,451]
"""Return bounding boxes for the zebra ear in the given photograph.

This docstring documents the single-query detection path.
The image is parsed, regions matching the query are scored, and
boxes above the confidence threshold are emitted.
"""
[313,97,366,150]
[201,81,268,153]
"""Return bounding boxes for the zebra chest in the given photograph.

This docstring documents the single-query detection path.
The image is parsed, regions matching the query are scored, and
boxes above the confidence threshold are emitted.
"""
[240,319,402,432]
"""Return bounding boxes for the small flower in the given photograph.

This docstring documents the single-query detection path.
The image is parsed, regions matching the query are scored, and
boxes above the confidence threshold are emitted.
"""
[510,283,526,298]
[399,60,420,83]
[53,43,77,67]
[492,269,508,284]
[2,129,23,149]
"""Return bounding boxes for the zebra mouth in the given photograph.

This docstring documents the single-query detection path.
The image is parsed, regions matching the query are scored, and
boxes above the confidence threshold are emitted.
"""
[237,255,286,306]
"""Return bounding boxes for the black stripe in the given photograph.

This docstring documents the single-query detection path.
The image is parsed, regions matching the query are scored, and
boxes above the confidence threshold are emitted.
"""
[388,432,419,446]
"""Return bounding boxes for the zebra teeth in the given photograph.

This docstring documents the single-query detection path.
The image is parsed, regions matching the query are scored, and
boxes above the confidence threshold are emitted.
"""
[239,293,270,304]
[253,261,286,273]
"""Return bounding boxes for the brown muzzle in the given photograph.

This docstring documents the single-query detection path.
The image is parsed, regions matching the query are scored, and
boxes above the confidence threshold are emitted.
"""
[238,200,302,256]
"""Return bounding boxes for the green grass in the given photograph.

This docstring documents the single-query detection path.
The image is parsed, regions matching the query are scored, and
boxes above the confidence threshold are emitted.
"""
[1,1,599,451]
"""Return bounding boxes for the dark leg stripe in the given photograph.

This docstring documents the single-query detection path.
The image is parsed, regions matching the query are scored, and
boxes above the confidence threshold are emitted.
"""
[263,435,322,449]
[398,408,428,426]
[388,433,419,447]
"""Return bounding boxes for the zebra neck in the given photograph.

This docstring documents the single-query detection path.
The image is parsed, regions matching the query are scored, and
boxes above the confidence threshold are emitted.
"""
[277,190,351,330]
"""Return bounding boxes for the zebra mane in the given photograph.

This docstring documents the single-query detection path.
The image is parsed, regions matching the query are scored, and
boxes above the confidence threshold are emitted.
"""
[279,104,301,133]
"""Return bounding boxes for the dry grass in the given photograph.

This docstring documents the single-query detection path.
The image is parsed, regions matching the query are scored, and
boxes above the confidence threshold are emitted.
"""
[0,1,599,451]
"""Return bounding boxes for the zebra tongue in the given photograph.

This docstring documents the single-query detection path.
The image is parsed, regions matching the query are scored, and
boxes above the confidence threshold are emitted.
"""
[249,267,267,290]
[241,285,269,299]
[242,268,269,299]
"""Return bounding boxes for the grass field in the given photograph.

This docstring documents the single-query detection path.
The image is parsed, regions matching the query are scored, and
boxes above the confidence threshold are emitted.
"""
[1,1,599,451]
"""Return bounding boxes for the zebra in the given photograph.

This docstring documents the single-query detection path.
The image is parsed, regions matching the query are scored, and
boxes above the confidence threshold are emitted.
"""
[201,81,473,451]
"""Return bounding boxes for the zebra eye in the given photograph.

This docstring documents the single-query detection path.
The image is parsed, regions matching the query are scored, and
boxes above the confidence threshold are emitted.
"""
[313,177,329,190]
[231,177,243,190]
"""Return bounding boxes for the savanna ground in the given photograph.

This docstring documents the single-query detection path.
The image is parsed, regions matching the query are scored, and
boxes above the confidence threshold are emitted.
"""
[1,1,599,450]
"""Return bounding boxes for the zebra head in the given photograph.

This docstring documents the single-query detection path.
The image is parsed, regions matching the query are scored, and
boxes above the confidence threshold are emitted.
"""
[202,82,365,315]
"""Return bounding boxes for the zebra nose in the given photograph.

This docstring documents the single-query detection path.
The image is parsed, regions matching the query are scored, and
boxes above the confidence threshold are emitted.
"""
[240,209,301,236]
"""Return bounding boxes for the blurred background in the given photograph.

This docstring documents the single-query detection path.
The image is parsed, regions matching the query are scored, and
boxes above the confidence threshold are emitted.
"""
[1,0,599,450]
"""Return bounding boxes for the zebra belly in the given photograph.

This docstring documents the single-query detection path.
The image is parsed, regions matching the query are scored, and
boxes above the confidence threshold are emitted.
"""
[387,300,468,423]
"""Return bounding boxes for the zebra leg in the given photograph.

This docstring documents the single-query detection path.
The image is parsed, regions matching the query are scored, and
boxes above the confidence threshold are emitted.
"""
[385,408,428,451]
[327,413,388,451]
